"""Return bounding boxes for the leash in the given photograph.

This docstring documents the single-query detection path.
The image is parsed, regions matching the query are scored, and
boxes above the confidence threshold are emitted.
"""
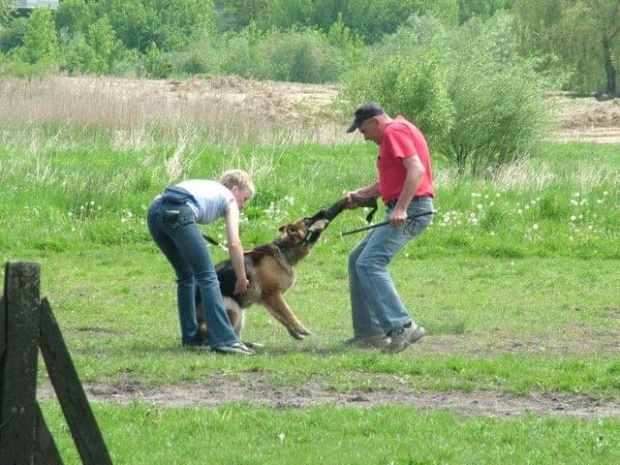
[202,234,228,252]
[202,234,282,258]
[339,210,437,237]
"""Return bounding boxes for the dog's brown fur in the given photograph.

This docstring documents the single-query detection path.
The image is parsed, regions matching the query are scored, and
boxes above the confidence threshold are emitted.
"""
[196,216,329,346]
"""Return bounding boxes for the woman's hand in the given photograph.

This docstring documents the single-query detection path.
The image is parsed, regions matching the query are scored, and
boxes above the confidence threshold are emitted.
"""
[233,277,249,295]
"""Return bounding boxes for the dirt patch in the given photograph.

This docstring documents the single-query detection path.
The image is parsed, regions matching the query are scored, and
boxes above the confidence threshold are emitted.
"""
[548,93,620,143]
[37,374,620,419]
[36,333,620,418]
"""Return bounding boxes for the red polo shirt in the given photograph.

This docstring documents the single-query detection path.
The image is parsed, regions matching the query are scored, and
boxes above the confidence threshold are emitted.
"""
[377,116,434,204]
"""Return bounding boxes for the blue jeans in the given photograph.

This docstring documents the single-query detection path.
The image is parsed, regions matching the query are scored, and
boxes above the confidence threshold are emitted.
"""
[348,197,434,338]
[147,198,238,348]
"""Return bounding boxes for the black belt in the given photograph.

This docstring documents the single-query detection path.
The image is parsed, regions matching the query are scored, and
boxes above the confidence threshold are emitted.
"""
[386,196,431,208]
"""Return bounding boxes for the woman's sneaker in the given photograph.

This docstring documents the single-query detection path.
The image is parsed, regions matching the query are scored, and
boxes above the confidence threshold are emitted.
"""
[383,324,426,353]
[211,342,254,356]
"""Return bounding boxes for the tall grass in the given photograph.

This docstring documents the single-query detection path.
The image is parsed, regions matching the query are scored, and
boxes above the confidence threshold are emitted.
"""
[0,76,345,148]
[1,139,618,258]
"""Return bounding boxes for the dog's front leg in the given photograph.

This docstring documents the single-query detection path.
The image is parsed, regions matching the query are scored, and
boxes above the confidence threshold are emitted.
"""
[261,292,310,340]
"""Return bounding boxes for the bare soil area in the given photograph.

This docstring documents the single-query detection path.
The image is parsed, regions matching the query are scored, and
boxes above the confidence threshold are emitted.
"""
[37,329,620,418]
[38,372,620,419]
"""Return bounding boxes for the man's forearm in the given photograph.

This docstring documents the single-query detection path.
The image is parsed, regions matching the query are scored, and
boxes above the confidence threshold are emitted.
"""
[354,181,380,198]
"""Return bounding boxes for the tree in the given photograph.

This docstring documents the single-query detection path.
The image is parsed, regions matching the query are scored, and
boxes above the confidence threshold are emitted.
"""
[458,0,514,24]
[1,0,13,28]
[56,0,94,35]
[21,7,59,64]
[513,0,620,95]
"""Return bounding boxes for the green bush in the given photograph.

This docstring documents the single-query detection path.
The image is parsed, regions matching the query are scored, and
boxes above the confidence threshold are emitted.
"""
[61,16,136,75]
[254,28,346,83]
[143,41,172,79]
[340,48,454,150]
[439,15,548,176]
[0,17,28,53]
[341,14,549,177]
[20,7,59,64]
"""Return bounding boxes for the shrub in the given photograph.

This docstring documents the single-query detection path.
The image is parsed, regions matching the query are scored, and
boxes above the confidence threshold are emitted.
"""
[439,15,549,176]
[61,16,135,75]
[254,28,346,83]
[143,41,172,79]
[20,7,59,64]
[341,14,549,177]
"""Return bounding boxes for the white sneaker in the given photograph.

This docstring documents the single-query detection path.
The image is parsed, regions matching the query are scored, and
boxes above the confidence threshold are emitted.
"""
[211,342,254,356]
[383,325,426,353]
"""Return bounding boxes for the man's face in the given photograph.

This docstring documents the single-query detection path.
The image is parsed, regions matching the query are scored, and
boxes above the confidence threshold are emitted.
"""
[358,117,381,144]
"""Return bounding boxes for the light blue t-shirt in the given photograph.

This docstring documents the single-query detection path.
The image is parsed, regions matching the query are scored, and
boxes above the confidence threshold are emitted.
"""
[176,180,234,224]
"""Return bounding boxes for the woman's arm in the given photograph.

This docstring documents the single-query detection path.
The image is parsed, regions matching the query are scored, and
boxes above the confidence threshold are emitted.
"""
[224,200,249,294]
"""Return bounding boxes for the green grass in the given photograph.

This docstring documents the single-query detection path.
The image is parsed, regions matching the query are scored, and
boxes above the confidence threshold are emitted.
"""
[41,403,620,465]
[2,139,620,463]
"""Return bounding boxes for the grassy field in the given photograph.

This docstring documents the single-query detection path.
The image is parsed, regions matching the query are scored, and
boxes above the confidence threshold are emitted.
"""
[1,130,619,463]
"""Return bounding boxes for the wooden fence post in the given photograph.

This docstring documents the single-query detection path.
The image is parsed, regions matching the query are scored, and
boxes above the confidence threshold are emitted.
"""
[1,261,112,464]
[39,298,113,464]
[0,261,41,464]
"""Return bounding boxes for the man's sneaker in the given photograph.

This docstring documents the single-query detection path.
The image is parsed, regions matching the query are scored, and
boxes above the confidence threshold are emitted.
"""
[344,334,391,350]
[211,342,254,356]
[383,324,426,353]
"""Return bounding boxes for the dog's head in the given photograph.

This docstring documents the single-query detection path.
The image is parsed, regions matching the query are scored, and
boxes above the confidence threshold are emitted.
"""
[278,216,330,247]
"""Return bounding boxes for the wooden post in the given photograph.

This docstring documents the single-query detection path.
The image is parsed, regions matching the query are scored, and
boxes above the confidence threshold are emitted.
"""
[39,298,113,465]
[0,261,41,464]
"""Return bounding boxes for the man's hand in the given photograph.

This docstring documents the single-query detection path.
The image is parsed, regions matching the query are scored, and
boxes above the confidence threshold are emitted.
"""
[233,277,249,295]
[390,206,408,228]
[344,191,359,209]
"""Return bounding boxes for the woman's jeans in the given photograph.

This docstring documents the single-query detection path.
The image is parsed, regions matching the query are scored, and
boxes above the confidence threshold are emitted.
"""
[348,197,434,338]
[147,198,238,348]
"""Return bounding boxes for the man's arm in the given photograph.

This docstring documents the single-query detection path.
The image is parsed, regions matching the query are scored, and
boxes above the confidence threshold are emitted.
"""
[390,156,424,228]
[345,181,380,208]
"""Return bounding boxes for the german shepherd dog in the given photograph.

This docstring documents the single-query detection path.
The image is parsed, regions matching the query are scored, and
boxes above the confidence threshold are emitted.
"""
[195,194,378,347]
[195,215,329,347]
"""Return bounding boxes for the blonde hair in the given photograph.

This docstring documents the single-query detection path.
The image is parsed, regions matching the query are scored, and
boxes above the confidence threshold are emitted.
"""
[219,169,256,198]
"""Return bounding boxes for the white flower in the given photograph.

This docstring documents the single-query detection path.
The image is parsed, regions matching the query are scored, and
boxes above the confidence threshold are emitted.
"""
[532,223,539,230]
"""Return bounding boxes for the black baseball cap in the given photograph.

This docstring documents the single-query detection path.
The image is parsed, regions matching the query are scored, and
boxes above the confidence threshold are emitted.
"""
[346,103,385,133]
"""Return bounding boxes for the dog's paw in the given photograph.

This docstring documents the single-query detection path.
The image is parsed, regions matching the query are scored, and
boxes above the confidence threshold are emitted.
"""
[244,341,264,350]
[287,328,306,340]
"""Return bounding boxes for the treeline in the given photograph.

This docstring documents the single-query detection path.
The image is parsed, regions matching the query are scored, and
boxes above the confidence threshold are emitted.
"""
[0,0,617,95]
[0,0,618,177]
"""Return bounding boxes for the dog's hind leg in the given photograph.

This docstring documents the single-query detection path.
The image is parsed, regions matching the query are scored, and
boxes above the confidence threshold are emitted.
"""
[223,297,244,338]
[223,297,263,349]
[196,298,245,347]
[261,292,310,340]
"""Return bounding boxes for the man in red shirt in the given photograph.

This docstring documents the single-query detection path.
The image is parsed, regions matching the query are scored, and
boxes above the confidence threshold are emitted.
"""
[344,103,435,353]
